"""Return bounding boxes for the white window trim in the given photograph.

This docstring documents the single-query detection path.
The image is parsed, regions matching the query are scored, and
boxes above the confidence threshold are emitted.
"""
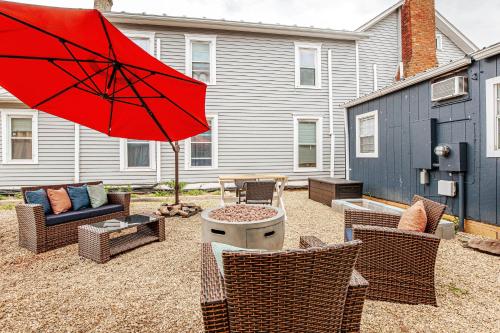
[184,115,219,170]
[1,109,38,164]
[293,115,323,172]
[185,34,217,85]
[486,76,500,158]
[356,110,379,158]
[294,42,322,89]
[119,139,156,172]
[122,30,155,54]
[436,34,443,51]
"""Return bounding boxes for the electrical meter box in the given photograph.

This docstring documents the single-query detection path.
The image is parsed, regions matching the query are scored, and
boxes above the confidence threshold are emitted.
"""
[411,118,437,169]
[438,143,467,172]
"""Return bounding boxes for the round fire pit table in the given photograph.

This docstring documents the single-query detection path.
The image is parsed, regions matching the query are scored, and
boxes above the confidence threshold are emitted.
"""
[201,204,285,250]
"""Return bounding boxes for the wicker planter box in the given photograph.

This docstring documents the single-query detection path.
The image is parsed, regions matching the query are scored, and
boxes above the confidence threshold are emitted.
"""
[201,205,285,250]
[309,177,363,207]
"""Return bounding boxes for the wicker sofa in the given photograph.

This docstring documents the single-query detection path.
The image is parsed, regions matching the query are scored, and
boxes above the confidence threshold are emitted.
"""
[344,195,446,306]
[201,236,369,333]
[16,181,130,253]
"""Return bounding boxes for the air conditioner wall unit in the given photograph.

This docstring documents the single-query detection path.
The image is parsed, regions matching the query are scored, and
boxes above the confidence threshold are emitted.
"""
[431,76,468,102]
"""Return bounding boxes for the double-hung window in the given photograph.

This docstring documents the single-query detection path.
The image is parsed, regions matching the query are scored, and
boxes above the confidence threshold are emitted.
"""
[1,110,38,164]
[294,42,321,89]
[356,110,378,158]
[119,31,157,170]
[436,34,443,51]
[486,76,500,157]
[185,35,216,85]
[293,115,322,171]
[185,116,218,169]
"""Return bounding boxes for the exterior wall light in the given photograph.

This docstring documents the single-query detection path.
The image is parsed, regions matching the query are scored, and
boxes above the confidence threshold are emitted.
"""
[434,144,450,157]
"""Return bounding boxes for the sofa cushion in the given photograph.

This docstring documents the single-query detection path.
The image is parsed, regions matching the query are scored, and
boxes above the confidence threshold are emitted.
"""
[87,183,108,208]
[47,188,72,214]
[25,189,52,215]
[67,185,91,211]
[45,204,124,226]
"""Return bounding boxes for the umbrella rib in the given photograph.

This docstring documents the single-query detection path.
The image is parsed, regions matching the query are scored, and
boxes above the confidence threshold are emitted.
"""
[98,13,117,61]
[123,63,205,86]
[117,66,175,147]
[49,60,101,95]
[0,55,109,63]
[0,10,112,62]
[112,72,155,95]
[107,77,117,135]
[123,66,209,131]
[60,41,102,94]
[33,64,112,108]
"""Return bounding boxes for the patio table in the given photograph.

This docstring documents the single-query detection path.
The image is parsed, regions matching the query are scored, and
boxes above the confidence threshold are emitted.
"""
[218,174,288,217]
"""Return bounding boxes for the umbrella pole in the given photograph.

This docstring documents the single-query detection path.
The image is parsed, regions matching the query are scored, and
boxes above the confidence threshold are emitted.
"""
[173,141,180,205]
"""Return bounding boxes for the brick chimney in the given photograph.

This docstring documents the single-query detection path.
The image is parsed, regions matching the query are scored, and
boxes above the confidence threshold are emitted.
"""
[400,0,437,78]
[94,0,113,12]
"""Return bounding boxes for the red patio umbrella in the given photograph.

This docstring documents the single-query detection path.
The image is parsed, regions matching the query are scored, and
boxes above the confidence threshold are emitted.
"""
[0,1,209,203]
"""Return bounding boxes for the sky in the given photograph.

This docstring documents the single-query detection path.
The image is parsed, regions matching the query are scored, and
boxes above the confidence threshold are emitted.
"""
[11,0,500,48]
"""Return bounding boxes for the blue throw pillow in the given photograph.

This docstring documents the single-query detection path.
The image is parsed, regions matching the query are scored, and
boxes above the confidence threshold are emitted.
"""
[344,228,353,242]
[67,185,91,211]
[211,242,261,275]
[25,189,52,215]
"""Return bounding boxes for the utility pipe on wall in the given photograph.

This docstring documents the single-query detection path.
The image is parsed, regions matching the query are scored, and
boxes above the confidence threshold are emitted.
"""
[328,49,335,177]
[458,172,465,231]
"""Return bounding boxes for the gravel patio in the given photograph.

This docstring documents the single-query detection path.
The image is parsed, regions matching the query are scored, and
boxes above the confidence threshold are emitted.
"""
[0,190,498,332]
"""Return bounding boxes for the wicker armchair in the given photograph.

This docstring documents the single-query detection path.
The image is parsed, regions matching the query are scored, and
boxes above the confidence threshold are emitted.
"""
[239,180,275,205]
[234,179,255,204]
[200,237,368,333]
[16,182,130,253]
[344,195,446,306]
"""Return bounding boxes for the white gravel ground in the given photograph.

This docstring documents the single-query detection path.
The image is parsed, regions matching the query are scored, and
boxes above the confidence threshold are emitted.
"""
[0,190,498,332]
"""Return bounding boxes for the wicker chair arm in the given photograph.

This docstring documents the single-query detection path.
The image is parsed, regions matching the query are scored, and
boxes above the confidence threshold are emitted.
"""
[344,209,401,229]
[15,204,47,253]
[200,243,230,333]
[352,224,440,243]
[299,235,327,248]
[107,192,131,215]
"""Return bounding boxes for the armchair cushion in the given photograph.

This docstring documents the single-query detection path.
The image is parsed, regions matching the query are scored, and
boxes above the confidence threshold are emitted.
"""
[45,204,124,226]
[211,242,259,274]
[47,188,72,214]
[67,185,90,211]
[398,200,427,232]
[25,189,52,214]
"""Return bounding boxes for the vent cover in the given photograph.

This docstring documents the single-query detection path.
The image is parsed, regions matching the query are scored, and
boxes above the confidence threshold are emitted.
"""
[431,76,468,102]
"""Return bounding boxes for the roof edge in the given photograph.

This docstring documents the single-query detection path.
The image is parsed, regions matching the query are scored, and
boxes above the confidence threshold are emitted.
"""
[355,1,403,32]
[105,12,369,41]
[435,11,478,53]
[342,57,472,108]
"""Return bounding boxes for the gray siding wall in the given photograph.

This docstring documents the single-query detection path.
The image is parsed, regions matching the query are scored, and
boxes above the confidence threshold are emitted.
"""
[358,11,400,96]
[436,29,466,65]
[347,55,500,226]
[0,110,75,187]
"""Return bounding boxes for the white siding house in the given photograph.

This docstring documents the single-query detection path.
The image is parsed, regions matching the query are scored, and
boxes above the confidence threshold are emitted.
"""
[0,5,476,188]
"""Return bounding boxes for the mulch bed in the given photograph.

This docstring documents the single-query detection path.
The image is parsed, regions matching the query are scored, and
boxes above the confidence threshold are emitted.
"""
[209,205,277,222]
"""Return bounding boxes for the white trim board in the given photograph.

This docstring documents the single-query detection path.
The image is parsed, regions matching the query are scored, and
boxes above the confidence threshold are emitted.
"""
[486,76,500,158]
[1,109,39,165]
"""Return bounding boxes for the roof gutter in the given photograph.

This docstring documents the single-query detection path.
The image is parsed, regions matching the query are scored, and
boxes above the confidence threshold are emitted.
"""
[342,56,472,108]
[106,12,369,41]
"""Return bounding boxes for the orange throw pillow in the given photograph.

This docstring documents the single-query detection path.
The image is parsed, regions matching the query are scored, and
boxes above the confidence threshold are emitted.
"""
[398,200,427,232]
[47,188,72,214]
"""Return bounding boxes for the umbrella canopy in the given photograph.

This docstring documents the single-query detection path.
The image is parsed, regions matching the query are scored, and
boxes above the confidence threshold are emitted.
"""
[0,1,208,142]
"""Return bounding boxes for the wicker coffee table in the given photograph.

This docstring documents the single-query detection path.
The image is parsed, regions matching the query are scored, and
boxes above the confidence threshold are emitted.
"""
[78,214,165,263]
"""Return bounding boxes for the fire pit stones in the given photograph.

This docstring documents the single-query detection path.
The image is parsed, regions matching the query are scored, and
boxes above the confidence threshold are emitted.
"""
[201,204,285,250]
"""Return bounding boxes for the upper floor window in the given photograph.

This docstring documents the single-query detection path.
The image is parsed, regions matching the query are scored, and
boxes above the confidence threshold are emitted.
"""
[293,115,323,171]
[120,139,156,171]
[185,115,218,169]
[185,35,216,85]
[294,42,322,89]
[436,34,443,51]
[486,76,500,157]
[1,109,38,164]
[356,110,378,158]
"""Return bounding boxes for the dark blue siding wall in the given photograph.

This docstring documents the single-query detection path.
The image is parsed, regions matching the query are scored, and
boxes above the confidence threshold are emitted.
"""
[348,54,500,226]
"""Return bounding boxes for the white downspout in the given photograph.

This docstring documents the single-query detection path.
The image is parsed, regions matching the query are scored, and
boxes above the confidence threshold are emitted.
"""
[328,49,335,178]
[355,40,360,98]
[74,124,80,182]
[344,108,350,180]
